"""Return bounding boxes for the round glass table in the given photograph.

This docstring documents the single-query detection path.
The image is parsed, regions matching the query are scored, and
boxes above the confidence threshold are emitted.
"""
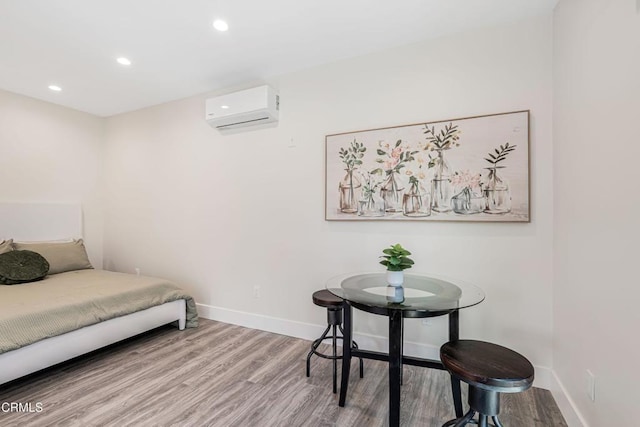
[326,272,485,427]
[327,272,485,317]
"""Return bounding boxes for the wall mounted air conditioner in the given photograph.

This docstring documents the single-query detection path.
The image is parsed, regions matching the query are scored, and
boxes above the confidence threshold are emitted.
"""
[206,85,279,130]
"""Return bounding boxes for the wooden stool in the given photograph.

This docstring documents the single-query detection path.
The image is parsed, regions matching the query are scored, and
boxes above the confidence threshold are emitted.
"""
[440,340,534,427]
[306,290,363,393]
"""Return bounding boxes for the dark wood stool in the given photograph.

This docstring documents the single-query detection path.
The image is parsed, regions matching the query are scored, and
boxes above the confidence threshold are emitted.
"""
[306,290,363,393]
[440,340,534,427]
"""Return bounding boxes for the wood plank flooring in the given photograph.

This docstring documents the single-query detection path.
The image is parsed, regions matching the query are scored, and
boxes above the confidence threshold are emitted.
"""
[0,319,567,427]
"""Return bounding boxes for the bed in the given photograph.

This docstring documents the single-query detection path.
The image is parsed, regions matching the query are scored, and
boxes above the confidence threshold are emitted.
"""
[0,203,198,385]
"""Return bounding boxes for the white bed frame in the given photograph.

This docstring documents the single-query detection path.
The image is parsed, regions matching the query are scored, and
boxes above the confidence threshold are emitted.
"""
[0,203,187,385]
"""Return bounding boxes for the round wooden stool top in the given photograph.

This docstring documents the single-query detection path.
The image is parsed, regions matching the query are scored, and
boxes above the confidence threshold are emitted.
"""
[440,340,534,393]
[312,290,344,309]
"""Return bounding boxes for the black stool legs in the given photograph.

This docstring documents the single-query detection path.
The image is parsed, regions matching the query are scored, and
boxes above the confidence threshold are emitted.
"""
[443,386,504,427]
[306,304,363,394]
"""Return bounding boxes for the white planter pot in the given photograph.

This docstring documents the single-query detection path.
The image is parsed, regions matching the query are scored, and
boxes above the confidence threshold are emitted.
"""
[386,270,404,287]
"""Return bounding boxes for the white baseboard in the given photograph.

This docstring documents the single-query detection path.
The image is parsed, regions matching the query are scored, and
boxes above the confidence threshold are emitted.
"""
[197,303,580,423]
[548,370,589,427]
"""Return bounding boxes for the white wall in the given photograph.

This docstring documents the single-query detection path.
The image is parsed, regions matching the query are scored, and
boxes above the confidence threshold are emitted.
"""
[553,0,640,425]
[103,13,554,374]
[0,90,104,266]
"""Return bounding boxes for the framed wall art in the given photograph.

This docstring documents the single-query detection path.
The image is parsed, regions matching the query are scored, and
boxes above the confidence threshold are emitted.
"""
[325,110,529,222]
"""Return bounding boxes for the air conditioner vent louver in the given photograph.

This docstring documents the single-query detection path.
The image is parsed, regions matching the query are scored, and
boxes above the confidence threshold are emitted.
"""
[215,116,271,129]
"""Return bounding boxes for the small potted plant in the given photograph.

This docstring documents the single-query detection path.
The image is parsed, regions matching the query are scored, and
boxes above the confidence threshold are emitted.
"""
[379,243,414,287]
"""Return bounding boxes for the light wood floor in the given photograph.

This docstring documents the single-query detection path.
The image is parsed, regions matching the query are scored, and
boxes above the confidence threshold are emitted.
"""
[0,319,567,427]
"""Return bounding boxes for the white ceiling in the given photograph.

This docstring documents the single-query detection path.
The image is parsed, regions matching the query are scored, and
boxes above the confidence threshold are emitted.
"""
[0,0,558,117]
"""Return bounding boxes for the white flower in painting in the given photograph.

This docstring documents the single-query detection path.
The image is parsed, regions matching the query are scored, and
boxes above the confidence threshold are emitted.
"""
[384,159,398,170]
[451,170,482,190]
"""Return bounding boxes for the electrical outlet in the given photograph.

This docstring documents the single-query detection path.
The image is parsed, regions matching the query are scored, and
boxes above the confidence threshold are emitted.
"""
[421,319,430,326]
[253,285,261,298]
[586,369,596,401]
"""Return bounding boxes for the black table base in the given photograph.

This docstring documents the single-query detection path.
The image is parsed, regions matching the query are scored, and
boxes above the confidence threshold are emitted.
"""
[338,302,463,427]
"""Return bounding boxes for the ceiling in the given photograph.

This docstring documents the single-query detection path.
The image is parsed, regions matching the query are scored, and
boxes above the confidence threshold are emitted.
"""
[0,0,558,117]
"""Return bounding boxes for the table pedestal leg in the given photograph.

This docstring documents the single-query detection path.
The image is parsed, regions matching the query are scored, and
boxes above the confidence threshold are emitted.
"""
[400,316,404,386]
[338,302,352,407]
[449,310,463,417]
[389,309,402,427]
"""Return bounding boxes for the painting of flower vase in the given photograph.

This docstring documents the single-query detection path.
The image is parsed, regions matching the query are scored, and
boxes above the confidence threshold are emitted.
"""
[325,110,529,222]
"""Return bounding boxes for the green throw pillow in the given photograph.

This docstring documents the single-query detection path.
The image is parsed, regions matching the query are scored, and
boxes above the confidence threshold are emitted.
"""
[0,250,50,285]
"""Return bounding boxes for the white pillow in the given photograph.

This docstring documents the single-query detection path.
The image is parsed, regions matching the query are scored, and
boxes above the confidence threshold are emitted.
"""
[12,239,92,275]
[0,239,13,255]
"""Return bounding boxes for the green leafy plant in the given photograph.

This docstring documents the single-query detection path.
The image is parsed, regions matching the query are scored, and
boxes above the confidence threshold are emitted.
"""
[423,122,461,151]
[484,142,517,179]
[407,175,421,192]
[360,172,381,199]
[338,139,366,172]
[379,244,415,272]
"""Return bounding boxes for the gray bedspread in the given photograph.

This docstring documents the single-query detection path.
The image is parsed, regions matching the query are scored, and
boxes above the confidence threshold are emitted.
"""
[0,269,198,354]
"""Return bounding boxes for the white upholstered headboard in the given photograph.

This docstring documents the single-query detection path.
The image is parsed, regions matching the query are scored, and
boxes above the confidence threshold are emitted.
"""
[0,203,82,241]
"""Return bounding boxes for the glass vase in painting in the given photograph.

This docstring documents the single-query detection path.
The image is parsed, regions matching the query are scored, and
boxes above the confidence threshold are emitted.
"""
[357,191,385,217]
[430,150,452,213]
[339,170,362,213]
[451,186,484,215]
[483,168,511,214]
[380,172,404,213]
[402,178,431,217]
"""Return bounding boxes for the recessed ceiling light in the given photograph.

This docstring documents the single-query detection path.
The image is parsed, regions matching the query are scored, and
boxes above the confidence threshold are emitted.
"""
[48,85,62,92]
[221,105,229,109]
[213,19,229,32]
[117,57,132,66]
